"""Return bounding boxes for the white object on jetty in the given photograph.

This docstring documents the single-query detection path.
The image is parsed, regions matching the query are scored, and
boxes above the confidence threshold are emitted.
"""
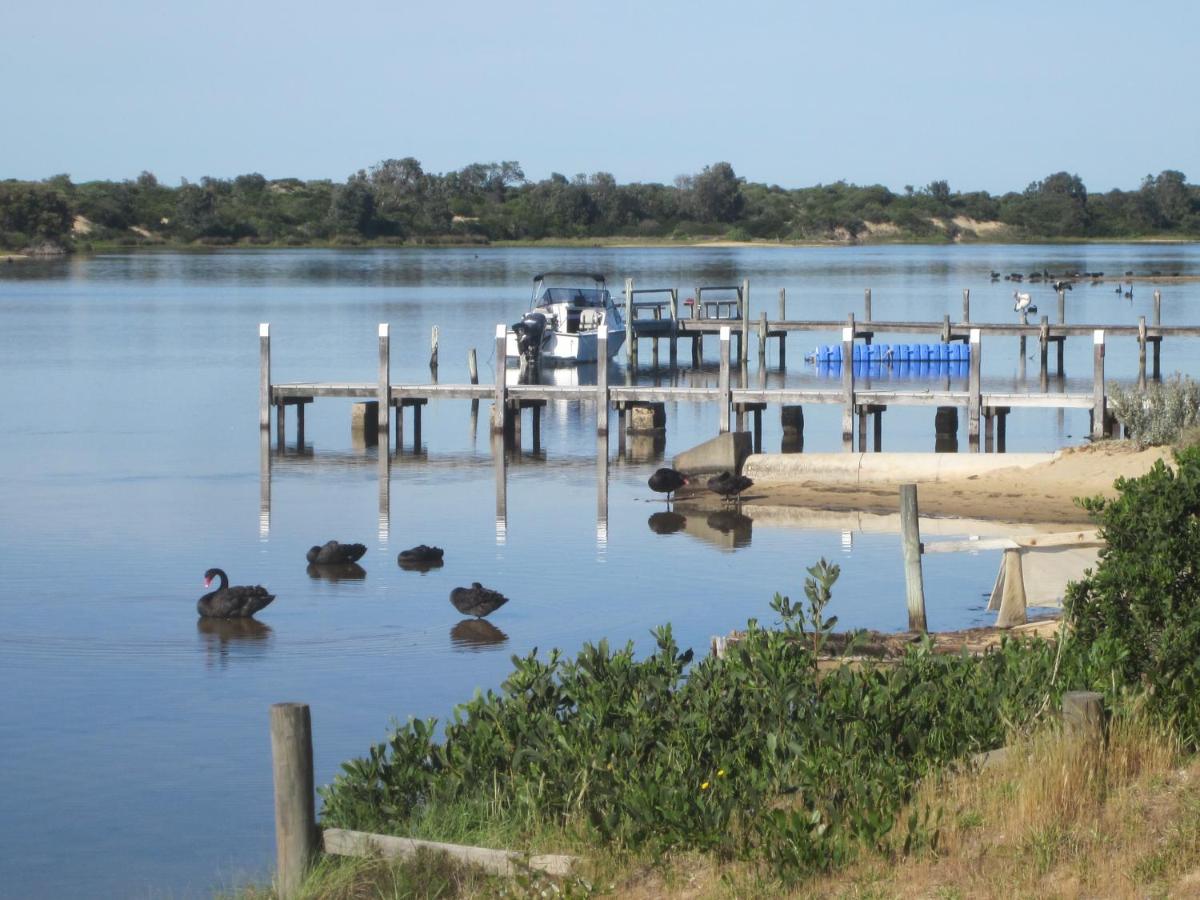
[505,272,626,365]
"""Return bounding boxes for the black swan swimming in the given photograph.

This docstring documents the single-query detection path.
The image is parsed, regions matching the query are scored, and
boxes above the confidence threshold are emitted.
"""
[449,582,509,618]
[198,568,275,619]
[647,467,688,503]
[707,472,754,509]
[306,540,367,565]
[398,545,444,565]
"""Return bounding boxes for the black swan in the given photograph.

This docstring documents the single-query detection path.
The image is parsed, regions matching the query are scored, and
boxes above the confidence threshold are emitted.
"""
[647,467,688,503]
[305,540,367,565]
[198,568,275,619]
[398,545,444,565]
[707,471,754,509]
[449,582,509,618]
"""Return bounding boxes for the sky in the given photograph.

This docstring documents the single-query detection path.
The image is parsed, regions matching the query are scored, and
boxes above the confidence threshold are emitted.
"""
[3,0,1197,194]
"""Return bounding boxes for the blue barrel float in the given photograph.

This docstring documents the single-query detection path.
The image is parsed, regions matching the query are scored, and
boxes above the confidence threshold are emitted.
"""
[808,342,970,378]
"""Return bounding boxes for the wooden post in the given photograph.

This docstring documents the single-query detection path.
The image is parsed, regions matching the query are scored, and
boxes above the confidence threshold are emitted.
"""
[1056,288,1066,374]
[841,326,854,447]
[941,313,951,344]
[1063,691,1106,746]
[1138,317,1147,389]
[984,407,995,452]
[468,348,478,384]
[1019,309,1027,361]
[377,324,390,434]
[740,278,750,364]
[1153,288,1161,325]
[668,288,679,367]
[493,324,506,433]
[624,278,635,368]
[1153,289,1162,379]
[899,484,927,632]
[270,702,316,900]
[996,548,1028,628]
[962,288,970,323]
[968,328,981,450]
[864,287,872,322]
[872,409,882,452]
[1039,315,1049,374]
[857,406,867,452]
[719,326,731,433]
[597,325,609,433]
[758,310,768,368]
[1093,330,1106,440]
[259,323,271,431]
[778,287,787,368]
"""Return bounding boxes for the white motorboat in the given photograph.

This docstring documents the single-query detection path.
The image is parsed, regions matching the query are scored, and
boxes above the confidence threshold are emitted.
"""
[507,272,626,366]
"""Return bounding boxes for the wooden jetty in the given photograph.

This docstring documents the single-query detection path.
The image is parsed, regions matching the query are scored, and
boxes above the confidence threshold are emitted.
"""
[259,285,1197,456]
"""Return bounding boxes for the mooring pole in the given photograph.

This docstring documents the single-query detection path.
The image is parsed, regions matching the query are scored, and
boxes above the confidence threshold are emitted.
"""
[624,277,635,368]
[841,325,854,448]
[967,328,981,451]
[259,323,271,431]
[493,324,506,433]
[468,348,478,384]
[597,325,609,434]
[1093,330,1106,439]
[377,324,390,435]
[719,326,731,432]
[962,288,970,323]
[899,484,927,632]
[270,703,316,900]
[778,287,787,367]
[668,287,679,367]
[740,278,750,365]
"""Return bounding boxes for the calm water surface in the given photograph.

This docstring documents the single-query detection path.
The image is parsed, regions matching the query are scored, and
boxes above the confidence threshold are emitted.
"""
[2,245,1199,897]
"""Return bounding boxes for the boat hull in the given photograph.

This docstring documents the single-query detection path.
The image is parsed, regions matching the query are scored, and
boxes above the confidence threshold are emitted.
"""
[506,328,626,366]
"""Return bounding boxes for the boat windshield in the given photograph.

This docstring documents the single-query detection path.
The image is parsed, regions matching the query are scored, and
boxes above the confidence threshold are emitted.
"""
[535,286,608,308]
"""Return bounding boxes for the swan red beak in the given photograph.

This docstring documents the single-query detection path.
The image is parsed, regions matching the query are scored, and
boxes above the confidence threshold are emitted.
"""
[203,576,213,587]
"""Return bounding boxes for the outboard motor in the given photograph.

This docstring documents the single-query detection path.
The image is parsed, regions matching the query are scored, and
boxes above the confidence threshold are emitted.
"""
[511,311,548,381]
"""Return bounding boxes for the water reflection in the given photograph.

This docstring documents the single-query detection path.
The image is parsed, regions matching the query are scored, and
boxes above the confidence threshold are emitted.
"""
[450,618,509,650]
[306,562,367,581]
[648,511,687,534]
[706,511,754,547]
[197,617,273,668]
[397,557,444,574]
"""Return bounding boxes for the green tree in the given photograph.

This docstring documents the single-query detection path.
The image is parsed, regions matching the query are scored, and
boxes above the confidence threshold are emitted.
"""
[689,161,745,223]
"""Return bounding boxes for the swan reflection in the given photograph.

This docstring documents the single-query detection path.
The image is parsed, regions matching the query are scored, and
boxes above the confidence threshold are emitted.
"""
[450,619,509,650]
[705,511,754,548]
[647,511,687,535]
[197,617,273,667]
[397,558,445,575]
[306,562,367,581]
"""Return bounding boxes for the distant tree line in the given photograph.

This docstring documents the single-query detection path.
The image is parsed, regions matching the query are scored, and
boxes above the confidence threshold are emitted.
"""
[2,160,1198,251]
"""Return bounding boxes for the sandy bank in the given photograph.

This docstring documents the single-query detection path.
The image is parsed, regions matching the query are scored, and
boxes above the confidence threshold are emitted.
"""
[735,442,1171,527]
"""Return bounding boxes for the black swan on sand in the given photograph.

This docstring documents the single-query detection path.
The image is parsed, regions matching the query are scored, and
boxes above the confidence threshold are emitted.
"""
[707,471,754,509]
[647,467,688,503]
[306,540,367,565]
[450,582,509,618]
[198,568,275,619]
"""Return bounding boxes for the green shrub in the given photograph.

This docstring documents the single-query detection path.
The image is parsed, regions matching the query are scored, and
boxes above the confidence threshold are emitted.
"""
[1065,446,1200,746]
[1108,375,1200,446]
[321,562,1059,878]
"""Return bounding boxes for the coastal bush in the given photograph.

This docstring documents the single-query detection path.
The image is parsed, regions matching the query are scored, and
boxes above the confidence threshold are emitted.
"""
[320,562,1060,878]
[1107,375,1200,446]
[1065,445,1200,746]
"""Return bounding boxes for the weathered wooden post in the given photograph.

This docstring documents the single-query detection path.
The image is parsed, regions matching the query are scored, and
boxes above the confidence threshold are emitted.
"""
[962,288,970,323]
[691,284,702,366]
[1093,330,1106,440]
[758,311,768,369]
[1153,289,1162,379]
[899,484,927,632]
[597,325,609,434]
[1039,315,1049,377]
[841,325,855,448]
[996,547,1028,628]
[778,287,787,367]
[492,324,506,433]
[270,702,316,900]
[1056,288,1066,374]
[377,324,390,435]
[1138,317,1147,389]
[740,278,750,365]
[468,348,478,384]
[967,328,981,450]
[429,325,439,375]
[942,313,951,344]
[1062,691,1106,747]
[668,288,679,368]
[718,326,731,433]
[864,287,872,322]
[625,277,635,368]
[259,323,271,431]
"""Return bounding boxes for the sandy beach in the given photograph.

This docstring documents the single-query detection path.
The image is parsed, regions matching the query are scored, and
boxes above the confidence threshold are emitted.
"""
[733,441,1172,527]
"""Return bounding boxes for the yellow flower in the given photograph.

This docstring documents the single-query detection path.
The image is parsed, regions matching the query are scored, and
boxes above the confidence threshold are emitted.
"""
[701,781,710,790]
[717,769,727,777]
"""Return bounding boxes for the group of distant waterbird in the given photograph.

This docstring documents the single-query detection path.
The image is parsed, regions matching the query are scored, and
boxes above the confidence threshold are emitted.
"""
[647,467,753,511]
[197,540,507,622]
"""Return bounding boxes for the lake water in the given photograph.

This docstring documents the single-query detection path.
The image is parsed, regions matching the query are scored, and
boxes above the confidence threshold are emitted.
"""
[2,244,1198,898]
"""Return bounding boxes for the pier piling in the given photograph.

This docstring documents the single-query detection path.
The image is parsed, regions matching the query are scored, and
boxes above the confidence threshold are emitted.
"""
[270,703,317,900]
[259,323,271,430]
[899,484,927,632]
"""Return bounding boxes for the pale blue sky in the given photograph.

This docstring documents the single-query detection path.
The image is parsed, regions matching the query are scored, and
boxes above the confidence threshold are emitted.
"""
[3,0,1197,193]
